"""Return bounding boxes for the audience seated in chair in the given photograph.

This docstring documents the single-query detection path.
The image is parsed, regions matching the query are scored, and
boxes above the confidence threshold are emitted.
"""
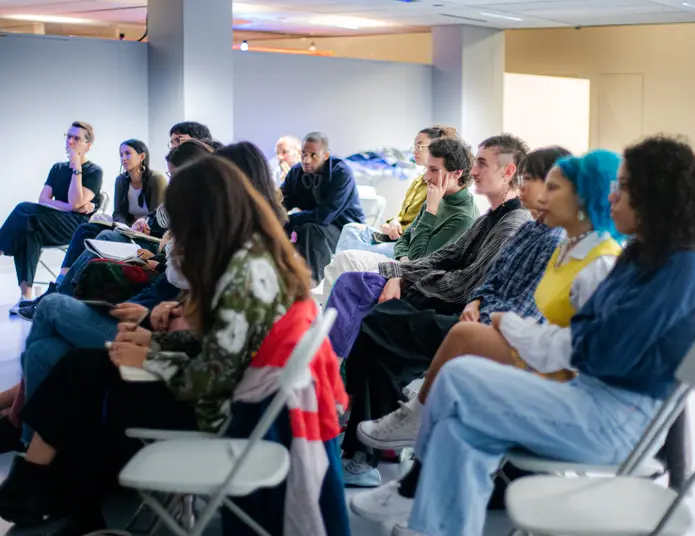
[322,136,479,304]
[351,135,695,536]
[0,121,103,313]
[17,139,215,319]
[56,139,167,290]
[332,134,532,486]
[335,125,458,259]
[281,131,365,283]
[0,140,288,454]
[0,155,320,536]
[351,148,623,489]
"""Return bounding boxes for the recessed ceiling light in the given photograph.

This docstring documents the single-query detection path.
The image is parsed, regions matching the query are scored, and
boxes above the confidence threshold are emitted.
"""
[308,15,386,29]
[480,12,523,21]
[5,14,95,24]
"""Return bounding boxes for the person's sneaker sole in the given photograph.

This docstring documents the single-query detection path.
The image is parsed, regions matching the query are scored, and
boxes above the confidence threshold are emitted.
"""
[350,493,412,522]
[357,423,416,450]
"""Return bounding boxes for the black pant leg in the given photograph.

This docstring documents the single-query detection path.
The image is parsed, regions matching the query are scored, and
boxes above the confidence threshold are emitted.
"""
[342,300,458,461]
[9,204,87,286]
[292,222,341,282]
[61,222,105,269]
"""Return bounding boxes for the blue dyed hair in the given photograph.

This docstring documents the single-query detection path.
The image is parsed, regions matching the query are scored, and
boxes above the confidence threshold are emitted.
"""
[555,149,622,240]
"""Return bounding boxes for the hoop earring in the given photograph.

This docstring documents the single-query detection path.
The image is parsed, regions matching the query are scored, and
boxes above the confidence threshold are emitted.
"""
[140,163,146,173]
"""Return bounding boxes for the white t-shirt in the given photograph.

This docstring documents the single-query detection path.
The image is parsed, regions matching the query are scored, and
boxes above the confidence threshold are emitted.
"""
[128,185,149,219]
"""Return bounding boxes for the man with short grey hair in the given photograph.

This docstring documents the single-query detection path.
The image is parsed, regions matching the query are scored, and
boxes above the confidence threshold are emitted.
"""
[281,132,365,283]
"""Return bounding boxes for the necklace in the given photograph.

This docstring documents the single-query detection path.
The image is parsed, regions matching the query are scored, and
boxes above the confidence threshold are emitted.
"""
[555,230,593,267]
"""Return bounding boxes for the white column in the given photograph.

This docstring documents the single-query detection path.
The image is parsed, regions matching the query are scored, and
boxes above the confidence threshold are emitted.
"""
[147,0,234,165]
[431,25,505,148]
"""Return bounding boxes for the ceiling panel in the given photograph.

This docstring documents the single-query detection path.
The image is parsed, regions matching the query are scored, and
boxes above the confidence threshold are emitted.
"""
[1,0,695,36]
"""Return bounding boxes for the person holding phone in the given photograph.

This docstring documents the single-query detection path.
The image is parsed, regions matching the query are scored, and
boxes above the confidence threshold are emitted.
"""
[0,122,103,313]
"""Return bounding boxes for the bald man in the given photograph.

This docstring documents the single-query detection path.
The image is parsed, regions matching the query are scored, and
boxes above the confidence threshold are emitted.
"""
[273,136,301,185]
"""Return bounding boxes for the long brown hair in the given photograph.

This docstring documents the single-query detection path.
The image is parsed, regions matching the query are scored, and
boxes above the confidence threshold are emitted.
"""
[165,156,311,332]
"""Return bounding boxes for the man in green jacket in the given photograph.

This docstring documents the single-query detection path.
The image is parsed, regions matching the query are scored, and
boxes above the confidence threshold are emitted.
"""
[321,137,478,303]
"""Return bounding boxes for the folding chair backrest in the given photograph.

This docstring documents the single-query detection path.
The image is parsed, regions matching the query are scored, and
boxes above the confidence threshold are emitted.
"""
[619,342,695,477]
[216,307,337,490]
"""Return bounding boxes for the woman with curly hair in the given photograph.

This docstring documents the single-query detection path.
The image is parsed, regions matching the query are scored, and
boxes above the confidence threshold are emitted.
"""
[350,136,695,536]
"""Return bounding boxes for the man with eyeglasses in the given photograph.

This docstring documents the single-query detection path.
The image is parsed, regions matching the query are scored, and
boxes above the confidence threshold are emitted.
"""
[281,131,365,284]
[0,121,103,313]
[167,121,212,150]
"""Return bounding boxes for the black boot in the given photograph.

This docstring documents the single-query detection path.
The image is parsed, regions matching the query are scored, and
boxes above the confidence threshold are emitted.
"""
[0,455,51,526]
[0,416,23,454]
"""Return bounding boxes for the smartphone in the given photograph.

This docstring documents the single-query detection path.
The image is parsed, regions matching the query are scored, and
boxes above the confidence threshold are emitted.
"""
[372,232,395,243]
[81,300,116,311]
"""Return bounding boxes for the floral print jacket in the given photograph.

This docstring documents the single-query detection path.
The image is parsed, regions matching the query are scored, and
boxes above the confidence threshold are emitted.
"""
[143,237,291,432]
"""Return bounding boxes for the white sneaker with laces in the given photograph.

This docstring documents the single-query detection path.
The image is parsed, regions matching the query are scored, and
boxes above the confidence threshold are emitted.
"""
[342,451,382,487]
[357,398,422,450]
[350,481,414,522]
[392,522,426,536]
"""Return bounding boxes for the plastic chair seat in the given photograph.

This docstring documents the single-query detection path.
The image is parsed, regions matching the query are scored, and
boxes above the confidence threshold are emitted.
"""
[119,438,290,496]
[506,475,694,535]
[125,428,216,441]
[504,449,665,478]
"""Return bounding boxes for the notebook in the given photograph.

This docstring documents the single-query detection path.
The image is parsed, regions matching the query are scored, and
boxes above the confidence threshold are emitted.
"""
[84,239,146,265]
[116,228,162,244]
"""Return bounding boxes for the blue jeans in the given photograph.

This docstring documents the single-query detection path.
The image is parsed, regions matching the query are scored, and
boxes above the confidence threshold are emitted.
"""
[21,293,119,443]
[409,357,662,536]
[335,224,396,258]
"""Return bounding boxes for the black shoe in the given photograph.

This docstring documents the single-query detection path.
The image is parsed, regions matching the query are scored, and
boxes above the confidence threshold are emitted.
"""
[17,304,36,322]
[0,416,23,454]
[0,455,51,526]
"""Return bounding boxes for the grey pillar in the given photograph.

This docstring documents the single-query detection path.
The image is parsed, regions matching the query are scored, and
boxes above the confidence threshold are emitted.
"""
[432,25,505,148]
[147,0,234,165]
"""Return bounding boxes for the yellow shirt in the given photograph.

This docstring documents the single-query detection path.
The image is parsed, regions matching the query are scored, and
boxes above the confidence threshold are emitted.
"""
[534,237,623,327]
[510,235,622,382]
[387,175,427,231]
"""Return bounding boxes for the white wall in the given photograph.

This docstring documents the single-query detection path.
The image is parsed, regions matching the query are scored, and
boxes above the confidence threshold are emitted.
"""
[503,73,591,155]
[0,34,149,219]
[232,51,433,159]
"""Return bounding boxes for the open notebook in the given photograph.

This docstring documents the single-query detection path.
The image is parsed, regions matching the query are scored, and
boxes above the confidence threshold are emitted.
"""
[84,239,146,265]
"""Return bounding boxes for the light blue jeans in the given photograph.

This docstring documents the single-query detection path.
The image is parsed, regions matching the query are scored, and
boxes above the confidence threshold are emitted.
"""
[409,357,662,536]
[21,293,120,443]
[335,223,396,258]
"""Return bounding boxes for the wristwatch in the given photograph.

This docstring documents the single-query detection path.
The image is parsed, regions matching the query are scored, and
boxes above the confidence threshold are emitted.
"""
[73,169,82,176]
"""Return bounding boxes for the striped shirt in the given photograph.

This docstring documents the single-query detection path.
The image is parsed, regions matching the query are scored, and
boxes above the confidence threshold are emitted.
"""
[378,201,531,307]
[471,221,566,325]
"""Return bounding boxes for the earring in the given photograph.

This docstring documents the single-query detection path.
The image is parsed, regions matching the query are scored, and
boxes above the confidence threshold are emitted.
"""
[140,163,146,173]
[578,210,586,221]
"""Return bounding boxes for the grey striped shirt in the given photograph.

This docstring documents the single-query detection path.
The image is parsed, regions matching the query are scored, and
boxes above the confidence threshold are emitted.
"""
[378,208,532,306]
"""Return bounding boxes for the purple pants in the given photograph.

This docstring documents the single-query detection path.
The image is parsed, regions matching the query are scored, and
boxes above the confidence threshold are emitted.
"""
[326,271,387,358]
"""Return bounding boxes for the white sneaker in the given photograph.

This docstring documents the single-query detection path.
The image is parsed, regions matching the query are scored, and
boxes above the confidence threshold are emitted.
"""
[357,399,421,450]
[342,451,382,487]
[350,481,414,522]
[392,522,426,536]
[403,377,425,400]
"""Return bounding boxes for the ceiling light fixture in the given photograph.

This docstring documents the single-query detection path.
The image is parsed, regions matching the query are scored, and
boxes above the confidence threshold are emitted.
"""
[240,40,249,52]
[5,14,95,24]
[309,41,316,51]
[308,15,386,30]
[480,12,523,21]
[232,3,271,15]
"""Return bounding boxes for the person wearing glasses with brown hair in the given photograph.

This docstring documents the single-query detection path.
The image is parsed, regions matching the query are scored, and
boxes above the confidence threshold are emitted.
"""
[0,121,103,314]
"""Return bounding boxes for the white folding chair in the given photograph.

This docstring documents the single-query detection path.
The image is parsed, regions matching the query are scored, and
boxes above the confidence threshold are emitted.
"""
[118,308,338,536]
[506,342,695,536]
[356,184,386,227]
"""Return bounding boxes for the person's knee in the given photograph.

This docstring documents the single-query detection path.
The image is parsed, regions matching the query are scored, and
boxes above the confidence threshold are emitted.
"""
[34,293,74,322]
[96,229,122,241]
[8,202,36,220]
